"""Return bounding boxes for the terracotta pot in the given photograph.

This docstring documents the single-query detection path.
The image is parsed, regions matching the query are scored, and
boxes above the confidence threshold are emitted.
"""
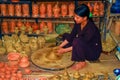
[0,62,4,68]
[1,4,7,16]
[47,3,52,17]
[32,22,39,32]
[22,4,29,17]
[17,20,23,30]
[15,4,22,16]
[32,4,39,17]
[40,22,46,33]
[7,52,21,61]
[68,3,75,17]
[61,4,67,17]
[19,61,30,68]
[53,3,60,18]
[40,3,46,17]
[2,21,9,34]
[8,4,15,16]
[19,56,30,68]
[47,21,53,33]
[9,20,16,33]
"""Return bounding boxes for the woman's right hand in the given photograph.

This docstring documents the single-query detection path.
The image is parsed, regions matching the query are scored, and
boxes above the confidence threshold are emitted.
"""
[56,47,66,56]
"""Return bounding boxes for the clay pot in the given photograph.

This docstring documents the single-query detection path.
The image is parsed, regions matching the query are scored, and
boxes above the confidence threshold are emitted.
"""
[47,3,52,17]
[25,21,31,32]
[39,22,46,33]
[22,4,29,17]
[0,62,4,68]
[40,3,46,18]
[32,4,39,17]
[61,4,67,17]
[87,2,93,12]
[32,22,39,32]
[7,52,21,61]
[19,56,30,68]
[47,21,53,33]
[24,68,32,74]
[53,3,60,18]
[9,20,16,33]
[1,4,7,16]
[68,3,75,17]
[15,4,22,16]
[17,20,23,30]
[8,4,15,16]
[2,21,9,34]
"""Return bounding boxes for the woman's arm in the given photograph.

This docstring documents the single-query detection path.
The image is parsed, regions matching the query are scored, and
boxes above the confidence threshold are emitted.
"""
[59,39,68,48]
[57,46,72,55]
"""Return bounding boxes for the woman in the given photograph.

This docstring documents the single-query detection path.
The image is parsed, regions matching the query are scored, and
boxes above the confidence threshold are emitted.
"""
[57,4,102,70]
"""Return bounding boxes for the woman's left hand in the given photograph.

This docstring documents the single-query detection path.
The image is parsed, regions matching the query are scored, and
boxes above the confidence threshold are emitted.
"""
[57,48,66,55]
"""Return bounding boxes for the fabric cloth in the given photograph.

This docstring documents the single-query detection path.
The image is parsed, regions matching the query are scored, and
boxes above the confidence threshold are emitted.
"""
[62,20,102,61]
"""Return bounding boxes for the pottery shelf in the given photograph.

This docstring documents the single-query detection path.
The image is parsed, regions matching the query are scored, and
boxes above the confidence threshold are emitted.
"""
[0,0,106,38]
[0,1,31,4]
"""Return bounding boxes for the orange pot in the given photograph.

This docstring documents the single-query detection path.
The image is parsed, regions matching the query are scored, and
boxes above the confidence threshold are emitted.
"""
[22,4,29,17]
[40,22,46,33]
[17,20,23,30]
[32,22,39,32]
[25,21,31,32]
[7,52,21,61]
[1,4,7,16]
[32,4,39,17]
[8,4,15,16]
[61,4,67,17]
[15,4,22,16]
[40,3,46,18]
[47,3,52,17]
[53,3,60,18]
[2,21,9,34]
[47,21,53,33]
[68,3,75,17]
[9,20,16,33]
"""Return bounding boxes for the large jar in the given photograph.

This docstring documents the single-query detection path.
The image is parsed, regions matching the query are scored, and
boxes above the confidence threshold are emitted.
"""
[68,3,75,17]
[2,21,9,34]
[15,4,22,16]
[25,21,31,32]
[53,3,60,18]
[22,4,29,17]
[1,4,7,16]
[39,22,46,33]
[32,4,39,17]
[47,3,52,17]
[61,4,67,17]
[40,3,46,18]
[8,4,15,16]
[93,2,100,16]
[47,21,53,33]
[32,22,39,32]
[9,20,16,33]
[17,19,23,30]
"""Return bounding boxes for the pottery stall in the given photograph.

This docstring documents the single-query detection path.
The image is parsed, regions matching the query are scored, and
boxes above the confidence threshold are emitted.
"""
[0,0,119,80]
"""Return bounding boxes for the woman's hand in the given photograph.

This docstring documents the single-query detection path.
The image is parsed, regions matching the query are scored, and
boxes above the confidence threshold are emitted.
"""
[56,48,66,56]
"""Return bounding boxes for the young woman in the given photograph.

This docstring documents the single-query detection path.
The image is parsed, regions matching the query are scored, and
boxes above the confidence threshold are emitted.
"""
[57,4,102,70]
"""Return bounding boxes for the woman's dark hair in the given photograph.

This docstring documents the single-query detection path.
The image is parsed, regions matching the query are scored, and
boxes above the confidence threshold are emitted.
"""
[74,4,90,19]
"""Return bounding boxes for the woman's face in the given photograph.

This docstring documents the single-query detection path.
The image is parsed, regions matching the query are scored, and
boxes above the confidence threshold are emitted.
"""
[74,14,86,24]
